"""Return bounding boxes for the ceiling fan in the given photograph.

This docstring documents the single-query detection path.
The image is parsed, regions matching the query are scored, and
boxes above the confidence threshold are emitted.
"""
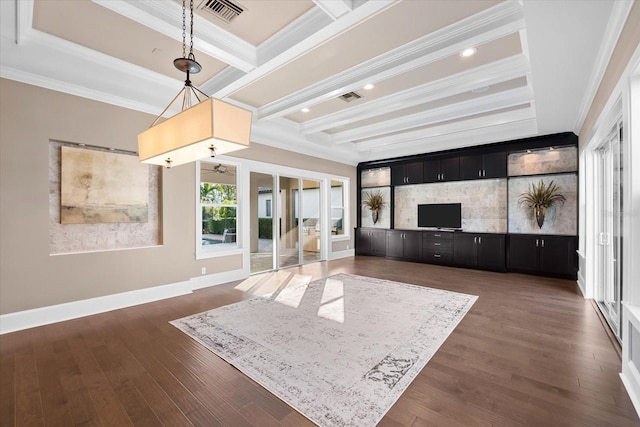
[202,163,235,175]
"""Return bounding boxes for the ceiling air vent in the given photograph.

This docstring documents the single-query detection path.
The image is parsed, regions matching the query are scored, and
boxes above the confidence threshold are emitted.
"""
[201,0,244,23]
[339,91,362,102]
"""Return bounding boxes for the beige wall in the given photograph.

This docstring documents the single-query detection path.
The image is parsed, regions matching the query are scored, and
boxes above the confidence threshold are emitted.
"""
[0,79,356,314]
[579,1,640,149]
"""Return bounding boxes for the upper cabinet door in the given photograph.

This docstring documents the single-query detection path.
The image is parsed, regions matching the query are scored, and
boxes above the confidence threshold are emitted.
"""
[460,155,483,180]
[392,162,423,186]
[440,156,460,182]
[482,152,507,178]
[423,156,459,183]
[423,158,440,183]
[460,152,506,180]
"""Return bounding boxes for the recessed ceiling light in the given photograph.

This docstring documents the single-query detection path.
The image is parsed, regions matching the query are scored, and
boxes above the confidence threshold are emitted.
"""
[301,107,310,113]
[364,83,374,90]
[460,47,477,57]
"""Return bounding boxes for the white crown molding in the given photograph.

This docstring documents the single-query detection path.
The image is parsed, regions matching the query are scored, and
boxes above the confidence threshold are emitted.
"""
[92,0,257,72]
[354,107,536,152]
[15,0,33,44]
[1,28,184,116]
[250,118,361,165]
[200,66,247,95]
[332,86,533,144]
[360,117,538,161]
[257,7,332,65]
[256,1,524,121]
[573,0,634,134]
[212,0,397,98]
[313,0,352,21]
[301,54,530,134]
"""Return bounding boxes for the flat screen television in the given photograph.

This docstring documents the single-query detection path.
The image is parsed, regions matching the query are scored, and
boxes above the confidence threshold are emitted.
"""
[418,203,462,229]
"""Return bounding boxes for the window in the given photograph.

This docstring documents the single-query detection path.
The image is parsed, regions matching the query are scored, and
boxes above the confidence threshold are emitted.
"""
[265,199,272,217]
[331,180,346,236]
[198,162,238,253]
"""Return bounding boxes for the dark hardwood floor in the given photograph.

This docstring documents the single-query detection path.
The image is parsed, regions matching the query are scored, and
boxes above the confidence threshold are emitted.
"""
[1,257,638,426]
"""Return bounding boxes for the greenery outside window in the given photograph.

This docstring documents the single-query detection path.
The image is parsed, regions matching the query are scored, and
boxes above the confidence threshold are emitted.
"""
[199,162,238,253]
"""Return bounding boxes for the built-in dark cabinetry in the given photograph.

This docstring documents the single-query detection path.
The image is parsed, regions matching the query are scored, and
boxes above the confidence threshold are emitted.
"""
[454,232,506,272]
[422,231,454,265]
[386,230,422,260]
[392,162,423,185]
[460,152,507,180]
[355,228,386,256]
[507,234,577,278]
[423,156,460,183]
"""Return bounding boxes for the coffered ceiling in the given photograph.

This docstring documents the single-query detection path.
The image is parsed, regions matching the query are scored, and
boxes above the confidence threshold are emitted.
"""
[0,0,629,165]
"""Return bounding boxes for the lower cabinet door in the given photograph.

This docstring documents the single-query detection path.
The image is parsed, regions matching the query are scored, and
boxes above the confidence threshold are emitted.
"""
[453,233,478,267]
[507,235,538,272]
[538,236,577,277]
[477,234,506,271]
[370,230,387,256]
[403,231,422,260]
[386,231,404,258]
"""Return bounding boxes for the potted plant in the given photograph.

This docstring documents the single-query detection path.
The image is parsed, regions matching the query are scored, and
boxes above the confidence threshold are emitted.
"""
[362,190,386,224]
[518,179,566,229]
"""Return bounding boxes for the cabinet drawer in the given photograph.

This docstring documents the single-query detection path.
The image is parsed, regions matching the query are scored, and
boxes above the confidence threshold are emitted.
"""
[422,239,453,253]
[423,231,454,240]
[423,250,453,264]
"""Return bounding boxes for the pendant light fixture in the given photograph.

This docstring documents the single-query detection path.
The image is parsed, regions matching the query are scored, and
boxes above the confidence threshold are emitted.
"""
[138,0,252,168]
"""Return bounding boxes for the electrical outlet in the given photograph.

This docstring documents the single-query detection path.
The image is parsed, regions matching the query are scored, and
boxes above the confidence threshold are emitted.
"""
[201,267,206,275]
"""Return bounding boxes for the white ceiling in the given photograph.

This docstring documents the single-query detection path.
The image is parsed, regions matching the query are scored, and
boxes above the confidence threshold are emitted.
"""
[0,0,632,165]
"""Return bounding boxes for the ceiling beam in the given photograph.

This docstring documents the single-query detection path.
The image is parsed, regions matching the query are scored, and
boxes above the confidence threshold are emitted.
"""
[332,86,533,144]
[91,0,257,72]
[257,1,525,121]
[300,54,530,135]
[313,0,352,21]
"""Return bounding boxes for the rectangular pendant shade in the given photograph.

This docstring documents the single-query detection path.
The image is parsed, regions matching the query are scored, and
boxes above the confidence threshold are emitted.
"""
[138,97,252,167]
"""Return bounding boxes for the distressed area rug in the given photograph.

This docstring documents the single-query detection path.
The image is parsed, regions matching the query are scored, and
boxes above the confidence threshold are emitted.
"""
[171,273,477,426]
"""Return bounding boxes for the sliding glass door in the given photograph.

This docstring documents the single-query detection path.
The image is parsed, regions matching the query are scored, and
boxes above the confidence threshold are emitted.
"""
[279,176,300,268]
[596,122,623,341]
[250,172,275,274]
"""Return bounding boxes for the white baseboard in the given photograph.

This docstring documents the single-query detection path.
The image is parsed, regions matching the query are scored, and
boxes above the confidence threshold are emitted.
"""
[0,268,246,335]
[329,249,355,260]
[190,268,248,290]
[621,372,640,417]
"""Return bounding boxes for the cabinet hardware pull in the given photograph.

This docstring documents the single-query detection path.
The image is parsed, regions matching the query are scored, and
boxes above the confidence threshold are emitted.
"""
[536,239,539,247]
[474,237,477,244]
[434,242,441,246]
[478,170,481,177]
[478,236,482,244]
[434,254,441,258]
[483,169,486,177]
[442,173,445,180]
[541,239,545,248]
[434,233,441,237]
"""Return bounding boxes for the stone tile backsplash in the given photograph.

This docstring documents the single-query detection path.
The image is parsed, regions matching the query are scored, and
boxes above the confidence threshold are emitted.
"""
[394,179,508,233]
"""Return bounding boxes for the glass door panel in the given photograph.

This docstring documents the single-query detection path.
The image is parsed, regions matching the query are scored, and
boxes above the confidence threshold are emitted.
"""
[302,179,321,264]
[279,176,300,268]
[250,172,275,274]
[596,123,622,341]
